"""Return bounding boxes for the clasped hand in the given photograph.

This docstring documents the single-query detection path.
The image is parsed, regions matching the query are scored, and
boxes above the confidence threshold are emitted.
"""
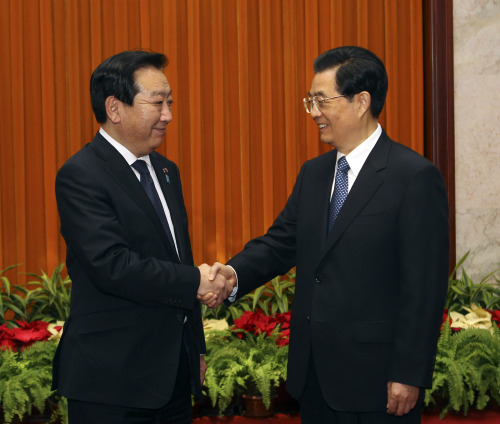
[197,262,236,308]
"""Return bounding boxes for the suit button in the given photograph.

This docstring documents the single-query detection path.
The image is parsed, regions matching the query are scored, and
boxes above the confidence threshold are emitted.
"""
[315,275,323,284]
[306,316,310,322]
[176,313,184,322]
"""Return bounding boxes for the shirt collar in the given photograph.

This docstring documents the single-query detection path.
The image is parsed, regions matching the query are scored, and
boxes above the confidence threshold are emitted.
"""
[99,128,152,167]
[340,123,382,177]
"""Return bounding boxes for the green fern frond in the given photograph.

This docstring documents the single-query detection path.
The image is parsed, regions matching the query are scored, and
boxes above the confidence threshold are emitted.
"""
[1,379,30,422]
[426,324,500,415]
[204,329,288,414]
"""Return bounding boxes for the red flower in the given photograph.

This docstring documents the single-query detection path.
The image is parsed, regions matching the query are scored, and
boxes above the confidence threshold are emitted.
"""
[276,328,290,347]
[233,311,254,331]
[252,310,273,334]
[0,338,17,351]
[233,310,291,346]
[276,336,289,347]
[487,309,500,324]
[0,320,51,351]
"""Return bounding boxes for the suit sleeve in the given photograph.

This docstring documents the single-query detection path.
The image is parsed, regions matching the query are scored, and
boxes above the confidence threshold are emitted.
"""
[169,163,207,355]
[227,165,304,298]
[56,160,201,310]
[388,164,449,388]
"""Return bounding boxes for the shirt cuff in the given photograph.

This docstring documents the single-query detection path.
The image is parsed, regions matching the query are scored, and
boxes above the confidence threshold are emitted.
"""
[226,265,238,303]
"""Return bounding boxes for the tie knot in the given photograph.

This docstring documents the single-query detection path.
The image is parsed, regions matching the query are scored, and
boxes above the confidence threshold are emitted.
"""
[132,160,149,175]
[337,156,350,173]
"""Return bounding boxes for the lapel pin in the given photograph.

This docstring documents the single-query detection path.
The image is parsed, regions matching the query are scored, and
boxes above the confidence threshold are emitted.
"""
[163,168,170,183]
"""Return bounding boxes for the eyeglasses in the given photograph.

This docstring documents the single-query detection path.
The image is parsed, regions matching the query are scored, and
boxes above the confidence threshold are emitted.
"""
[303,95,346,114]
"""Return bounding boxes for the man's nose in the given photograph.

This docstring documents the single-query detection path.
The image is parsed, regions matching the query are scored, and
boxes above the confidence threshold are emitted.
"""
[310,104,322,118]
[161,103,173,123]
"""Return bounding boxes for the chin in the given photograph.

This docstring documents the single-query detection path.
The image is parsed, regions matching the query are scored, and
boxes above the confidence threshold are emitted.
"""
[150,138,164,151]
[320,137,335,147]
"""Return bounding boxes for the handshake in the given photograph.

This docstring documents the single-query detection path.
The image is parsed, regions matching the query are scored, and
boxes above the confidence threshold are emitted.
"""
[197,263,237,308]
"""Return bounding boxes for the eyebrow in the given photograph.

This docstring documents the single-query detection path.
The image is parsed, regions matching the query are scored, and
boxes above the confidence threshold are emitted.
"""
[307,90,326,97]
[149,90,172,97]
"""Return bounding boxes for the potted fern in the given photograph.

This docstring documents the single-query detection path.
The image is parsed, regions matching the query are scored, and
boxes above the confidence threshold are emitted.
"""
[0,340,67,423]
[422,253,500,417]
[204,327,288,417]
[424,319,500,417]
[237,331,288,417]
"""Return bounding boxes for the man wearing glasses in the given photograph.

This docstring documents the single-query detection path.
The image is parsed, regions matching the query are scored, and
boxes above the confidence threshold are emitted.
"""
[206,46,449,423]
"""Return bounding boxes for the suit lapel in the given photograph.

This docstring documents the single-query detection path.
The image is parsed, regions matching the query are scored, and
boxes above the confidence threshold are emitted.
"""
[90,134,180,259]
[150,154,187,263]
[311,150,338,246]
[319,133,391,262]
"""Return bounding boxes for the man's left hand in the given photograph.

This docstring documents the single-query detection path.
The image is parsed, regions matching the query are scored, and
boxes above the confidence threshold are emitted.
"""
[387,381,419,416]
[200,355,207,386]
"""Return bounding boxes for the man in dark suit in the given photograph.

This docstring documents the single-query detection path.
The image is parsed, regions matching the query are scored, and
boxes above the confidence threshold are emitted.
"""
[53,50,230,424]
[206,46,449,423]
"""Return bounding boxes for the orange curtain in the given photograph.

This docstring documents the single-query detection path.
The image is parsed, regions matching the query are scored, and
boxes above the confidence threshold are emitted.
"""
[0,0,423,280]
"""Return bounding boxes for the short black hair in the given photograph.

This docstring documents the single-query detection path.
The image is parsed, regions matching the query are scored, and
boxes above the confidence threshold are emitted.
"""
[313,46,388,118]
[90,50,168,124]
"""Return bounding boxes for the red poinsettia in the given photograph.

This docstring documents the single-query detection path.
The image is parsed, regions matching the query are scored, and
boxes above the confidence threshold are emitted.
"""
[0,328,17,351]
[440,309,452,330]
[0,320,51,351]
[486,309,500,325]
[276,329,290,347]
[233,310,291,346]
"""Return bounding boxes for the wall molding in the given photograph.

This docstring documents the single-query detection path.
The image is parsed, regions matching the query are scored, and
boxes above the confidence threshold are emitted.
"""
[424,0,456,268]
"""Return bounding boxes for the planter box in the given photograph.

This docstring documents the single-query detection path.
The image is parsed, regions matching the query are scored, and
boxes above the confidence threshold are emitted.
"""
[192,410,500,423]
[422,409,500,423]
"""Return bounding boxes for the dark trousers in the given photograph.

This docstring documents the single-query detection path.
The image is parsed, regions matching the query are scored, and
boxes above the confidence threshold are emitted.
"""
[299,354,422,424]
[68,344,192,424]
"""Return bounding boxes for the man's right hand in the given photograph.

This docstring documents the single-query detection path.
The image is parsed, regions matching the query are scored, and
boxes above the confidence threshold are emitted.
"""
[197,262,237,308]
[209,262,237,287]
[197,263,233,308]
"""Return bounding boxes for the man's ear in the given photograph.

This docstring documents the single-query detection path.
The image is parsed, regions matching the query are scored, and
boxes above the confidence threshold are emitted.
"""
[105,96,121,124]
[357,91,372,117]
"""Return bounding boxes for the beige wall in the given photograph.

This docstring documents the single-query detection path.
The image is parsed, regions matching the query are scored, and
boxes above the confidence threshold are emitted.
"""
[454,0,500,280]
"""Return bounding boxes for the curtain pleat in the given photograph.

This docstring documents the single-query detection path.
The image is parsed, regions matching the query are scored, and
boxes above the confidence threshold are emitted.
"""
[0,0,423,280]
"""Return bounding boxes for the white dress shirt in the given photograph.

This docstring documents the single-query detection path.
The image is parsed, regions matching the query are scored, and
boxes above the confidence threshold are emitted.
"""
[330,123,382,198]
[99,128,180,257]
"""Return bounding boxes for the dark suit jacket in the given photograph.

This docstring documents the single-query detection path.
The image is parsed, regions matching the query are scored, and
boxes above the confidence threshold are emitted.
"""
[52,132,205,409]
[228,130,449,412]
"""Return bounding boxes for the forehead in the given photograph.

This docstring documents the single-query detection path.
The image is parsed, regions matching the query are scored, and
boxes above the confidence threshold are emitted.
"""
[310,68,338,96]
[134,67,170,95]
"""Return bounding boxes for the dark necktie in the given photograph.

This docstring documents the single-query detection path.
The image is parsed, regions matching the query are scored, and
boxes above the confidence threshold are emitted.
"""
[328,156,350,233]
[131,160,179,259]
